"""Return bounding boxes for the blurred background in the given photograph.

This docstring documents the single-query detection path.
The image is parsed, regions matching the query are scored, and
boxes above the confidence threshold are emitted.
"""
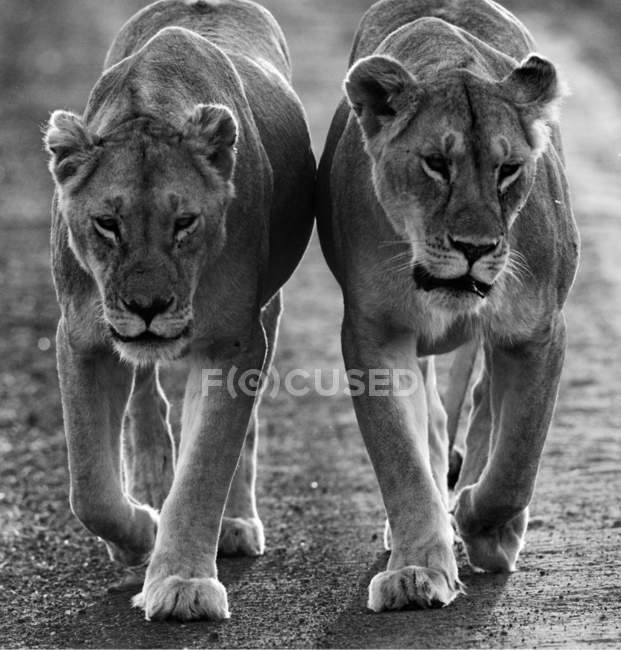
[0,1,620,647]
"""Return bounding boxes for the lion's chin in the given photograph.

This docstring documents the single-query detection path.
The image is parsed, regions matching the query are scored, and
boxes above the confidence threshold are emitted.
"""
[109,327,191,366]
[422,288,486,315]
[113,338,190,366]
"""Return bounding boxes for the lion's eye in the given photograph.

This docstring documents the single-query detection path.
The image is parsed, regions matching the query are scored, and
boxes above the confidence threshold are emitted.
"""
[422,155,451,183]
[174,214,200,241]
[92,216,120,241]
[498,163,522,190]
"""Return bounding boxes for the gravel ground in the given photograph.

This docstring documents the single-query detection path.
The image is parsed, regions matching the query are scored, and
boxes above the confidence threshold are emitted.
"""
[0,1,620,647]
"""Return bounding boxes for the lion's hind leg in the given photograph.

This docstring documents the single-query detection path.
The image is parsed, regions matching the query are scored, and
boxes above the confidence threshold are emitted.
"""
[218,291,282,557]
[444,340,481,490]
[123,365,175,511]
[453,359,491,496]
[218,413,265,557]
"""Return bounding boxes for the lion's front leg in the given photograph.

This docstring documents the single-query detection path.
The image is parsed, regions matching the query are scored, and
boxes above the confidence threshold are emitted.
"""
[454,315,567,573]
[57,323,158,567]
[342,318,461,613]
[123,365,175,510]
[133,334,266,621]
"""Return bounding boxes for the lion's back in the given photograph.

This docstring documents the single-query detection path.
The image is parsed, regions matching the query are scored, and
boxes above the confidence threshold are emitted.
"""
[99,0,312,190]
[88,1,313,190]
[105,0,291,79]
[350,0,534,65]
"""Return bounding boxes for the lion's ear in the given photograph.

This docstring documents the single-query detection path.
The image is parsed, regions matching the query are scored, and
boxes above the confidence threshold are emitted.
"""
[44,110,98,186]
[345,55,421,140]
[183,103,238,180]
[502,54,566,123]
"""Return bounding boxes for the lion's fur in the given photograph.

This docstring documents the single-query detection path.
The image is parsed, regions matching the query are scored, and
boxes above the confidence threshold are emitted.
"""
[45,0,314,621]
[48,3,314,361]
[317,0,579,611]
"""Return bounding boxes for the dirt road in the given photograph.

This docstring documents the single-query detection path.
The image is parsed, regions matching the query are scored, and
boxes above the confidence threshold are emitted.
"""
[0,1,620,647]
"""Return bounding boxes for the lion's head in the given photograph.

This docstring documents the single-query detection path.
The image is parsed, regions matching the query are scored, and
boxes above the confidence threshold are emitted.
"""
[345,50,565,312]
[45,104,238,364]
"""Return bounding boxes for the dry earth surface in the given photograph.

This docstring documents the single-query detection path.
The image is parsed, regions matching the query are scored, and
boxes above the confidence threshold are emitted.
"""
[0,1,620,648]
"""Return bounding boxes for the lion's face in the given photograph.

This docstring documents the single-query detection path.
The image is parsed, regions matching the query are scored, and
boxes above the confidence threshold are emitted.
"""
[46,105,238,363]
[346,54,563,312]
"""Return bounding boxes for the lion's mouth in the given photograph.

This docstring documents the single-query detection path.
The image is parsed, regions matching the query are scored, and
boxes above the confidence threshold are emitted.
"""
[413,266,493,299]
[109,326,191,345]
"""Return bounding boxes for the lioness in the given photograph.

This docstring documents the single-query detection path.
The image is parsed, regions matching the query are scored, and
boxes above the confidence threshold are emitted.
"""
[317,0,579,611]
[45,0,314,621]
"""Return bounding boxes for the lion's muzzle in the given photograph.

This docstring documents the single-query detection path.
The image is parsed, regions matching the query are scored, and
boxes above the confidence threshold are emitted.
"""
[448,236,500,265]
[107,301,193,363]
[121,296,175,328]
[417,234,508,298]
[106,294,193,345]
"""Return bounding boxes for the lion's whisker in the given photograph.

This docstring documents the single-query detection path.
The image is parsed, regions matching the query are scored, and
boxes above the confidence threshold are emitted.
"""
[385,251,415,264]
[502,256,529,289]
[509,249,534,280]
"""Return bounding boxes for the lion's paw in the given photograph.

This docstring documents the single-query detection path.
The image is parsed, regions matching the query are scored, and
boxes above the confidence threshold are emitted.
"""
[457,510,528,573]
[454,488,528,572]
[368,566,462,612]
[132,575,230,621]
[218,516,265,557]
[104,504,158,567]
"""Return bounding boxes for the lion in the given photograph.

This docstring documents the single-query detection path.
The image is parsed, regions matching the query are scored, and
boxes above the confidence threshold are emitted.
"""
[317,0,579,612]
[44,0,314,621]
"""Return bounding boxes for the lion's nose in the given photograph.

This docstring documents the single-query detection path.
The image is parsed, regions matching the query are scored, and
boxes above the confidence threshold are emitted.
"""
[122,297,174,327]
[449,236,499,265]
